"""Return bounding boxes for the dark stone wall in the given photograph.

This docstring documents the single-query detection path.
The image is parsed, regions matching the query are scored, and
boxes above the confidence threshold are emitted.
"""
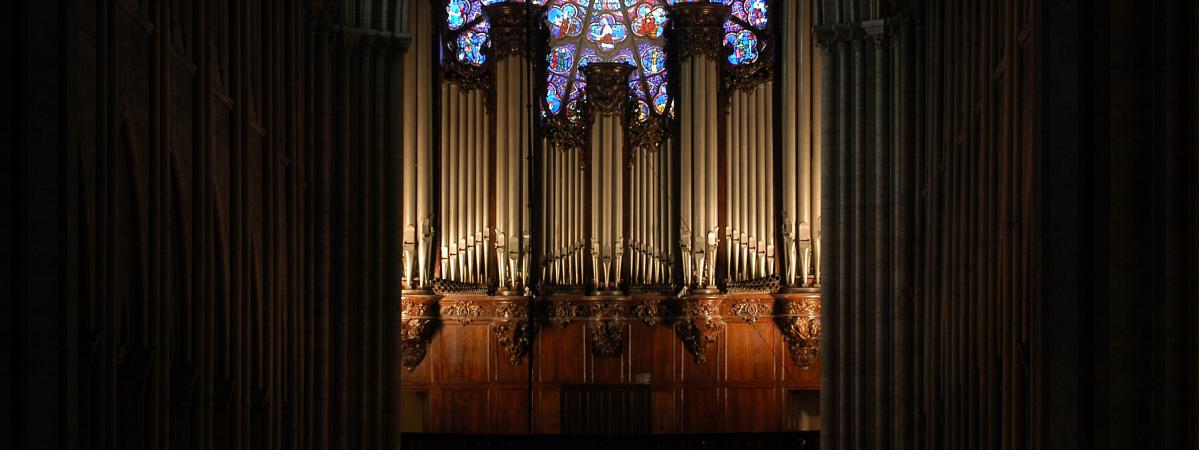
[7,1,412,449]
[816,0,1197,449]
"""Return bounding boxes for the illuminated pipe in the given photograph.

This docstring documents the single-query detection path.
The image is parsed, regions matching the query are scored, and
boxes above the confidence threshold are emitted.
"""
[764,82,775,276]
[497,62,509,285]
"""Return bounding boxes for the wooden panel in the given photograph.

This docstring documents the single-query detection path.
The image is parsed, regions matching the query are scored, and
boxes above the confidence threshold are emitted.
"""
[587,322,628,383]
[560,385,651,434]
[725,322,778,382]
[680,329,724,383]
[491,388,531,434]
[436,324,490,382]
[537,386,562,433]
[537,323,586,383]
[726,387,779,432]
[651,388,677,433]
[439,388,489,433]
[681,388,722,432]
[629,321,678,383]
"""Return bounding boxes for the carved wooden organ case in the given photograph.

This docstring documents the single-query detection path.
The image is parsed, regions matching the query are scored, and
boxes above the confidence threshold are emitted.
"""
[400,0,821,373]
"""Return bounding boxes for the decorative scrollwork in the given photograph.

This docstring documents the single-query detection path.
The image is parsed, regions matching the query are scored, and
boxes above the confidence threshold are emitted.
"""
[724,59,773,93]
[778,296,822,370]
[670,3,729,61]
[547,301,581,327]
[400,300,438,371]
[493,319,534,366]
[493,300,535,365]
[483,2,542,60]
[631,300,662,327]
[727,275,781,294]
[431,279,490,296]
[441,59,493,94]
[674,298,725,364]
[440,300,482,325]
[545,115,588,153]
[588,301,627,357]
[731,299,771,324]
[580,62,636,117]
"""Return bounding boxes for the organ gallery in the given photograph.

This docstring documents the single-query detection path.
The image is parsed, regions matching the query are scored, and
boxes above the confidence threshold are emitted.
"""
[400,0,826,434]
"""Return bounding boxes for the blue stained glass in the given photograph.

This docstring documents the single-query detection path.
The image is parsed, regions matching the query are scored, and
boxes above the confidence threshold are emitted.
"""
[724,29,758,65]
[545,0,670,122]
[744,0,768,28]
[629,3,667,39]
[640,45,665,74]
[548,46,576,74]
[447,0,472,30]
[588,13,628,52]
[457,28,489,65]
[547,3,584,39]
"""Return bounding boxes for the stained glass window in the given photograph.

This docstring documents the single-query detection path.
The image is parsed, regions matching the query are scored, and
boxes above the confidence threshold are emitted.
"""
[543,0,672,122]
[666,0,768,66]
[445,0,550,66]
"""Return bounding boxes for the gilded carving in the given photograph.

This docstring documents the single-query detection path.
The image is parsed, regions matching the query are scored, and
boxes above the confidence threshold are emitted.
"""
[731,299,771,324]
[670,3,728,61]
[631,300,662,327]
[580,62,636,117]
[674,298,725,364]
[401,300,436,371]
[439,300,482,325]
[778,296,822,369]
[588,301,627,357]
[547,301,581,327]
[493,300,535,365]
[483,2,541,60]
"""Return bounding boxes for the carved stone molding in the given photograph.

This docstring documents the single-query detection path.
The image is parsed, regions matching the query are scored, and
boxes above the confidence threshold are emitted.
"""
[547,300,581,327]
[731,299,771,324]
[673,297,725,364]
[670,3,729,61]
[483,2,541,60]
[580,62,636,117]
[776,295,822,370]
[492,299,535,365]
[587,300,628,357]
[401,297,439,371]
[631,299,662,327]
[440,300,483,325]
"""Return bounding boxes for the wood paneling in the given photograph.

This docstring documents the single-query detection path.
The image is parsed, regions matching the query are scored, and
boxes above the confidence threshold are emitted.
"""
[727,387,780,432]
[437,324,490,382]
[403,296,819,434]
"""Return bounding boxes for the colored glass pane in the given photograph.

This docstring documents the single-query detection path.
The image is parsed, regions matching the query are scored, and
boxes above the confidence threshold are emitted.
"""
[666,0,768,65]
[543,0,672,122]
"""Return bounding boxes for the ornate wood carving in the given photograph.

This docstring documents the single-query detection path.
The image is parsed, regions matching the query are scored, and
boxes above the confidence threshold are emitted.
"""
[492,299,535,365]
[440,300,483,325]
[401,298,439,371]
[588,301,627,357]
[631,299,662,327]
[730,299,771,324]
[580,62,636,117]
[547,300,581,327]
[777,296,822,370]
[673,297,725,364]
[483,2,541,60]
[670,3,729,61]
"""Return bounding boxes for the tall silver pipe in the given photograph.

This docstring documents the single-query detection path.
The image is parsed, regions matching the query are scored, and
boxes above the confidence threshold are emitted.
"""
[439,85,448,280]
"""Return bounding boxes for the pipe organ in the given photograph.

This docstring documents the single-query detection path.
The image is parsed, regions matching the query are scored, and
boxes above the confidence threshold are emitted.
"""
[401,0,820,370]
